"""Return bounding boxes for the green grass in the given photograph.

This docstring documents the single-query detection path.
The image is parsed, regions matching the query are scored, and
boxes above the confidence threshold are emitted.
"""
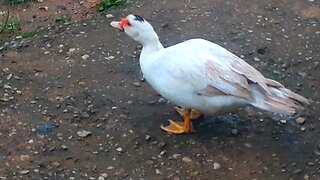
[21,27,45,38]
[0,18,21,33]
[96,0,126,12]
[53,15,71,25]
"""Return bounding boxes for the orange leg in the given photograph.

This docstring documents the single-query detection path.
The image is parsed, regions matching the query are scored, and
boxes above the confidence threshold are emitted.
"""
[161,108,196,134]
[175,107,202,120]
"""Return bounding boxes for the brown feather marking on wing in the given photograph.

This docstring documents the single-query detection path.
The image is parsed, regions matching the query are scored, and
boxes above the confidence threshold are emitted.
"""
[204,61,253,99]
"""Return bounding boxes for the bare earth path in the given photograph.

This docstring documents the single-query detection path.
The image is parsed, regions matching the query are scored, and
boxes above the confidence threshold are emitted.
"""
[0,0,320,179]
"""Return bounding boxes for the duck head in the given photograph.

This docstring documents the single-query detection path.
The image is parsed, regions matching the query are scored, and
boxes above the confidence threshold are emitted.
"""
[110,14,160,46]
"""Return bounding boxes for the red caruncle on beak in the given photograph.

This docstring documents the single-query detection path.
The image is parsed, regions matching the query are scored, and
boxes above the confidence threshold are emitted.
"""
[121,18,129,27]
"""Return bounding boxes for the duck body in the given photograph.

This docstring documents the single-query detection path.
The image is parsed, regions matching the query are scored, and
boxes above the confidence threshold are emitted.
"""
[140,38,250,115]
[111,14,309,134]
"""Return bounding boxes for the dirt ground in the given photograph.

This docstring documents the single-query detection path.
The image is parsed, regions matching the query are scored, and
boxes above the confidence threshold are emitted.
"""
[0,0,320,179]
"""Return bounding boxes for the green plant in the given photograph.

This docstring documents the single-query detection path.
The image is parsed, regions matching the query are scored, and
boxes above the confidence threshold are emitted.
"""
[21,27,45,38]
[96,0,126,12]
[54,15,71,24]
[0,18,21,33]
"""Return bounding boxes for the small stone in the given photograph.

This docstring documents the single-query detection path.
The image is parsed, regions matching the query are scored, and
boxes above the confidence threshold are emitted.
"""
[4,84,11,89]
[98,176,105,180]
[253,57,260,62]
[280,119,287,124]
[61,145,68,150]
[38,0,43,2]
[145,135,151,141]
[292,169,303,174]
[213,162,221,170]
[132,82,141,87]
[313,150,320,156]
[182,156,192,163]
[158,97,167,103]
[107,166,114,170]
[116,147,123,152]
[39,6,49,11]
[81,54,90,60]
[44,51,50,54]
[52,162,61,167]
[155,169,163,175]
[231,129,238,135]
[77,130,91,137]
[2,68,9,72]
[244,143,252,148]
[6,73,12,80]
[68,48,76,53]
[19,170,29,175]
[100,173,108,178]
[296,117,306,124]
[106,14,114,19]
[172,154,181,159]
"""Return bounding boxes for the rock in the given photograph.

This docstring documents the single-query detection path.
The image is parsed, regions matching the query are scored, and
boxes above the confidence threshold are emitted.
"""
[155,169,163,175]
[116,147,123,152]
[98,176,105,180]
[19,170,29,175]
[182,156,192,163]
[77,130,91,137]
[132,82,141,87]
[244,143,252,148]
[68,48,76,53]
[39,6,49,11]
[81,54,90,60]
[292,169,303,174]
[231,129,238,135]
[213,162,221,170]
[280,119,287,124]
[253,57,260,62]
[145,135,151,141]
[313,150,320,156]
[106,14,114,19]
[296,117,306,124]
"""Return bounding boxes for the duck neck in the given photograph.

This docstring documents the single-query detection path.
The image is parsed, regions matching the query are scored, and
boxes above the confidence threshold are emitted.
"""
[140,39,164,61]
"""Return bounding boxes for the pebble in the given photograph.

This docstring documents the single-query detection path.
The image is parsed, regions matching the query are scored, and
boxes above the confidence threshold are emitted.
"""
[106,14,114,19]
[77,130,91,137]
[155,169,163,175]
[60,145,68,151]
[81,54,90,60]
[116,147,123,152]
[98,177,105,180]
[313,150,320,156]
[132,82,141,87]
[19,170,29,175]
[182,156,192,163]
[231,129,238,135]
[213,162,221,170]
[253,57,260,62]
[292,169,303,174]
[145,135,151,141]
[244,143,252,148]
[280,119,287,124]
[68,48,76,53]
[296,117,306,124]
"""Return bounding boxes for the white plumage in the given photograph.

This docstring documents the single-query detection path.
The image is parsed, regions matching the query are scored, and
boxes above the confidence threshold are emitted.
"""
[111,14,309,134]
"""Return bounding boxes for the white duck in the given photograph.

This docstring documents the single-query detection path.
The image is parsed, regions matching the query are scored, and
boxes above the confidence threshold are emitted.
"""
[110,14,309,134]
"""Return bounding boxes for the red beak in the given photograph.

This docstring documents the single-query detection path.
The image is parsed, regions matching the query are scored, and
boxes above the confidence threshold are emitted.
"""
[110,18,129,32]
